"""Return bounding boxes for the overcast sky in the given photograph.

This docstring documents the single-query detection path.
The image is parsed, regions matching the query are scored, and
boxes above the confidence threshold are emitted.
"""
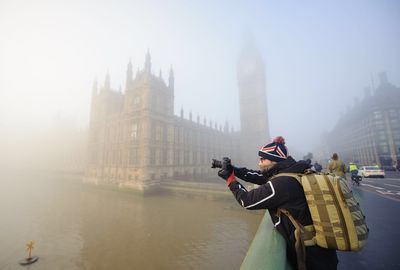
[1,0,399,154]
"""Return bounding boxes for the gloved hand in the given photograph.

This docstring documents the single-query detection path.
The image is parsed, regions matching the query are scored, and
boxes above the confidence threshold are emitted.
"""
[217,157,232,178]
[217,157,235,185]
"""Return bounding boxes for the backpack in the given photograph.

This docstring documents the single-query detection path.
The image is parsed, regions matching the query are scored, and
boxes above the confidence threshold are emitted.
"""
[271,172,368,269]
[314,163,322,172]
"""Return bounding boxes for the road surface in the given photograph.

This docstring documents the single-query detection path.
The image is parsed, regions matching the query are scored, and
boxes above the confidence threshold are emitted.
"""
[338,172,400,269]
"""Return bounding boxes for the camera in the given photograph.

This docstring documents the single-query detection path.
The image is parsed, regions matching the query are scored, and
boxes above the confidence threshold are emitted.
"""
[211,157,231,169]
[211,159,222,168]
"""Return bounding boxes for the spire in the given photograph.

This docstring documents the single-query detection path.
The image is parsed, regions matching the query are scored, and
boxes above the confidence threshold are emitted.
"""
[189,111,192,121]
[145,49,151,73]
[168,65,174,90]
[126,59,133,89]
[224,120,229,133]
[104,71,110,90]
[180,106,184,118]
[197,114,200,124]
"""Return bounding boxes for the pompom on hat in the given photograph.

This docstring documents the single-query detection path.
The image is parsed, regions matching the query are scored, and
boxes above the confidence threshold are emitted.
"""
[258,136,288,162]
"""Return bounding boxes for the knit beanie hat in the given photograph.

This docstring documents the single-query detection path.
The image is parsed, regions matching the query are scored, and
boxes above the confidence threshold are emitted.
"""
[258,136,288,162]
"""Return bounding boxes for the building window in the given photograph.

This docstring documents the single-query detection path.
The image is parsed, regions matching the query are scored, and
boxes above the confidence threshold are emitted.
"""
[168,150,173,165]
[379,133,387,141]
[174,150,179,165]
[184,151,189,165]
[174,128,178,143]
[155,149,161,165]
[156,96,160,109]
[147,148,154,164]
[129,147,138,166]
[375,120,384,130]
[391,119,399,129]
[156,125,162,141]
[373,111,382,119]
[131,123,138,140]
[179,128,183,143]
[168,126,173,142]
[381,145,389,154]
[180,150,184,165]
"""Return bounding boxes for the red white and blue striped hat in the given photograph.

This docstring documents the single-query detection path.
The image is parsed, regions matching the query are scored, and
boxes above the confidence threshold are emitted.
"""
[258,136,288,162]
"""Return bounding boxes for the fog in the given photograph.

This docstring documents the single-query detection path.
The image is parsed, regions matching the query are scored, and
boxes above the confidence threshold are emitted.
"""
[1,0,400,167]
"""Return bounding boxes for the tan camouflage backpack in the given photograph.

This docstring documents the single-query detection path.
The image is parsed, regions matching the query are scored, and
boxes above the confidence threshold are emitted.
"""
[271,172,368,269]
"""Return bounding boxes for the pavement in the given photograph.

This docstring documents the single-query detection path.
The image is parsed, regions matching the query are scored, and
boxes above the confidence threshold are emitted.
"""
[338,172,400,269]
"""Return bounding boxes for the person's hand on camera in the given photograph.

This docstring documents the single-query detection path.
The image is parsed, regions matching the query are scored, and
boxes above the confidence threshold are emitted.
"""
[222,157,233,171]
[217,157,236,186]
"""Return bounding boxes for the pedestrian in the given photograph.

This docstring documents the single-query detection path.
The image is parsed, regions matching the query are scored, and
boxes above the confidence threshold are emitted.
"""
[217,136,338,270]
[313,161,322,172]
[328,153,346,178]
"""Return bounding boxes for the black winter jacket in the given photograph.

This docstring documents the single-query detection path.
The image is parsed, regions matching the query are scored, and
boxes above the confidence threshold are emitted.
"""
[229,156,338,270]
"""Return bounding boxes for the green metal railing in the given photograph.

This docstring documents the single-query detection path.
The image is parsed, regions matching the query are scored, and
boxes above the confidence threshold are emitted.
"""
[240,210,293,270]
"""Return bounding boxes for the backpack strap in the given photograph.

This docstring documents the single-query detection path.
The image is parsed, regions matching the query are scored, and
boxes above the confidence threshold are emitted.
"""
[270,172,302,183]
[271,172,318,270]
[277,208,316,270]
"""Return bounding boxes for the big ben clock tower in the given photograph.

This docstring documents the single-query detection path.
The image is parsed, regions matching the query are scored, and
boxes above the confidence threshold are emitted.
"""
[237,40,270,167]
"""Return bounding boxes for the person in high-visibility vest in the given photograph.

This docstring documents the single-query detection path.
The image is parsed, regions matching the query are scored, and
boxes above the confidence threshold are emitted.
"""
[349,163,358,174]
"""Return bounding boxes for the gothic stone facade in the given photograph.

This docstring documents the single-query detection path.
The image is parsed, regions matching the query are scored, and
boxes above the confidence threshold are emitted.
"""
[85,52,241,191]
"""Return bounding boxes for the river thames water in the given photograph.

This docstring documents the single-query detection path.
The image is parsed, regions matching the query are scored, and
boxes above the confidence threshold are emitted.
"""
[0,171,262,270]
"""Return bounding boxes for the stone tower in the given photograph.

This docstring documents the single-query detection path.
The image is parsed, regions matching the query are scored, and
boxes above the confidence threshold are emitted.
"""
[122,50,175,190]
[237,39,270,168]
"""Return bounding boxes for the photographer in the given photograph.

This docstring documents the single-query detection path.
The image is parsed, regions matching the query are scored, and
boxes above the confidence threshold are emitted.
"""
[215,136,338,270]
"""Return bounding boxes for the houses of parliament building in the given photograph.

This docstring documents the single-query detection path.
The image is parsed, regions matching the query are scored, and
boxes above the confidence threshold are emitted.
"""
[85,46,270,191]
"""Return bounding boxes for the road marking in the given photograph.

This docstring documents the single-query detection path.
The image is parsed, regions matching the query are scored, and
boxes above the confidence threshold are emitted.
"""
[376,190,395,195]
[384,184,400,188]
[358,184,400,202]
[361,183,385,189]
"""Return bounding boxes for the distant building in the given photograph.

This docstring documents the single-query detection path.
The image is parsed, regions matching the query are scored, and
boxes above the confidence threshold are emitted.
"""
[326,72,400,169]
[237,40,270,167]
[85,48,269,191]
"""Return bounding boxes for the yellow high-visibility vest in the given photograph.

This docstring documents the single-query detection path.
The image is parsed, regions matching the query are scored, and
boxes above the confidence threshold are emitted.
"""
[349,164,358,172]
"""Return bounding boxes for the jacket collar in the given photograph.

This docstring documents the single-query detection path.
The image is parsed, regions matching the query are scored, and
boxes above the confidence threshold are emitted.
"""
[263,156,311,178]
